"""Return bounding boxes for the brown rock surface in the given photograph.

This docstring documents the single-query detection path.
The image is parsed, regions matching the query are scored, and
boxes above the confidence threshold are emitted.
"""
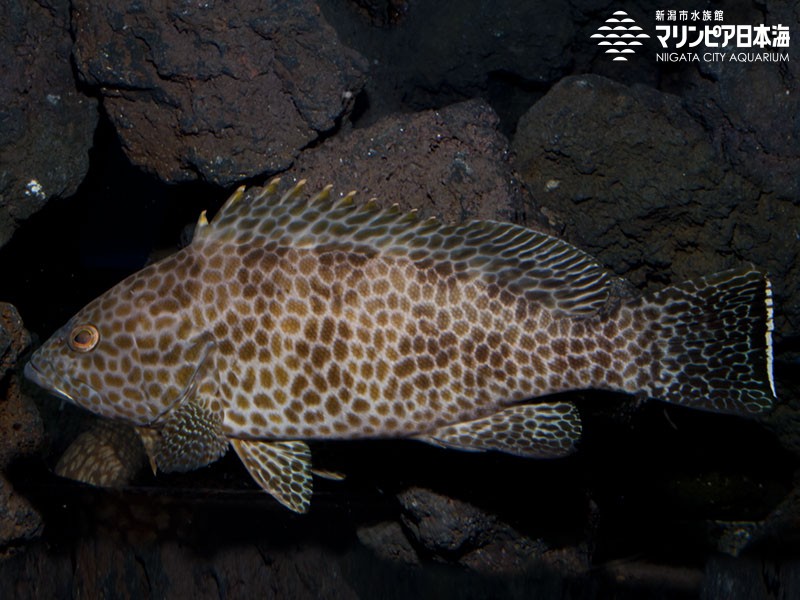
[0,304,43,552]
[71,0,368,185]
[293,99,544,228]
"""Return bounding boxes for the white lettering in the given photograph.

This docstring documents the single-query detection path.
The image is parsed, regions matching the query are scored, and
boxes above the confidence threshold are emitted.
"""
[655,52,700,62]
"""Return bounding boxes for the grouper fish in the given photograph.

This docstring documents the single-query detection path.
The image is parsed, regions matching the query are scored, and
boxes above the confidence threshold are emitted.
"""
[25,179,777,512]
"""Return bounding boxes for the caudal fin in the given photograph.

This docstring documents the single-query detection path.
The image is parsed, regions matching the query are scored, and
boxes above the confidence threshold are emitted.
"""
[635,269,776,415]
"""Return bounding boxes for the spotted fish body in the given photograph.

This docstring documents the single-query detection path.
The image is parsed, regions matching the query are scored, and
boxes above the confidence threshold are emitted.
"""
[25,180,777,512]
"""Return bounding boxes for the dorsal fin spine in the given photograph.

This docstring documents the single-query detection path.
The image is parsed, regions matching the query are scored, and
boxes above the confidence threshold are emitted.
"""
[313,184,333,203]
[216,186,246,221]
[255,178,281,201]
[281,180,307,203]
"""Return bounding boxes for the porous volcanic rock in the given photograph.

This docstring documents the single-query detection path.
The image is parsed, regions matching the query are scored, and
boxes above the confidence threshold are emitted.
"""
[0,304,44,552]
[71,0,368,185]
[0,0,98,248]
[293,99,545,228]
[676,1,800,202]
[398,487,586,575]
[512,74,800,337]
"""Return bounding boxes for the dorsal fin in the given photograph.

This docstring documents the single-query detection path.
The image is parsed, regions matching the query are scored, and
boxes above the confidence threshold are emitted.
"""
[195,180,611,317]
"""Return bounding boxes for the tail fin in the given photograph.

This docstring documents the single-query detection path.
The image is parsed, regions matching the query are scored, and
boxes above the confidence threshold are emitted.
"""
[634,269,776,415]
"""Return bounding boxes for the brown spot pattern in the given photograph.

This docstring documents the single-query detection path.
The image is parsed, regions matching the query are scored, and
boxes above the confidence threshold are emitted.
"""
[29,183,715,457]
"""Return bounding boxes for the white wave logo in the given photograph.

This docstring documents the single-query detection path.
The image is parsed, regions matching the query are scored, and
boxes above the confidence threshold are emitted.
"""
[592,10,651,61]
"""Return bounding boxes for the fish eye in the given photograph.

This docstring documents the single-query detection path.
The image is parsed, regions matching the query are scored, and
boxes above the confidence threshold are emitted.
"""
[67,324,100,353]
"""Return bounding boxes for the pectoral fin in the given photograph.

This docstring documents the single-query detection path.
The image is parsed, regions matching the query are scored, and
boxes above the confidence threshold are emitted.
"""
[147,336,229,473]
[153,398,229,472]
[416,402,582,458]
[231,439,313,513]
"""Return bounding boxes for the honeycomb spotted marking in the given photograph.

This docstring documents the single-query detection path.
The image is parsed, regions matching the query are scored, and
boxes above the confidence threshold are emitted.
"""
[26,179,776,512]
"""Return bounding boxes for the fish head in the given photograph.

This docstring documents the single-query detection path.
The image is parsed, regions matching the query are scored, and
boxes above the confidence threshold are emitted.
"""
[25,255,207,426]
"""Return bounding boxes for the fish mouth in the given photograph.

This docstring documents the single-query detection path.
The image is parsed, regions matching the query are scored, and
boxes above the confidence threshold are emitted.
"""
[24,357,76,403]
[23,358,47,388]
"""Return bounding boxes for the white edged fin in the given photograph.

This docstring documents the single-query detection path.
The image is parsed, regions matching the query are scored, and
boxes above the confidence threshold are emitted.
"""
[636,268,777,415]
[199,182,611,317]
[415,402,582,458]
[765,278,776,397]
[231,439,313,513]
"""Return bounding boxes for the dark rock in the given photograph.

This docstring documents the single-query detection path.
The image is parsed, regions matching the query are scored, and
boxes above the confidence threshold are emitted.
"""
[0,0,98,247]
[399,487,491,556]
[702,555,800,599]
[708,520,761,557]
[321,0,574,127]
[0,304,44,552]
[765,388,800,460]
[356,520,420,565]
[0,373,40,468]
[293,99,546,228]
[0,304,37,464]
[342,0,410,27]
[71,0,368,185]
[736,471,800,554]
[2,1,798,590]
[512,74,800,336]
[398,487,556,574]
[0,475,42,558]
[568,4,661,91]
[675,1,800,202]
[662,1,800,337]
[600,561,704,597]
[0,532,360,598]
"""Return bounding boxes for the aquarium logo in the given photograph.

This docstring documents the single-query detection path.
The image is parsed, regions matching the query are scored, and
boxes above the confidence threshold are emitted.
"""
[654,9,791,63]
[591,10,651,61]
[592,9,791,64]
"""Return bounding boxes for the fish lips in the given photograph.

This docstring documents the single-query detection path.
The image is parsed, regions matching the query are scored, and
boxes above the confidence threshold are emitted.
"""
[24,355,103,412]
[23,357,72,401]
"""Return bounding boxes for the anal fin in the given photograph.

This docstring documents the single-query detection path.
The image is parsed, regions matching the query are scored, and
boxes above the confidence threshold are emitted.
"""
[231,439,313,513]
[416,402,582,458]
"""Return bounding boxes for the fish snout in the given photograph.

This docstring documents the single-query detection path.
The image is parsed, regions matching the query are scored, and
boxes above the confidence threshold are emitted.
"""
[23,356,45,387]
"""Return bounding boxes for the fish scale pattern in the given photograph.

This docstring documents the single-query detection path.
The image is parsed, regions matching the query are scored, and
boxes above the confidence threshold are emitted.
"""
[25,179,777,512]
[205,244,598,440]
